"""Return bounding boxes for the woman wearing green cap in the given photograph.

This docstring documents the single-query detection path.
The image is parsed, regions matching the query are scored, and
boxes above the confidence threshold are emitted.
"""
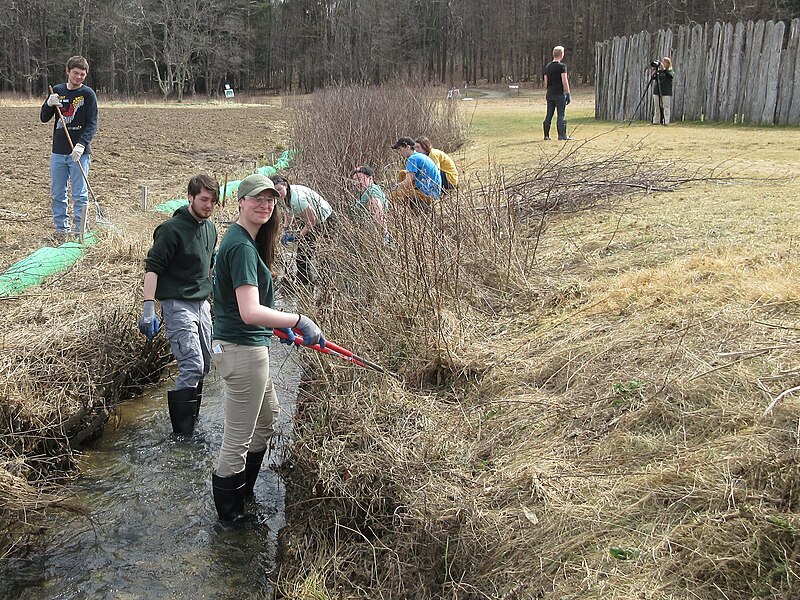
[210,173,326,521]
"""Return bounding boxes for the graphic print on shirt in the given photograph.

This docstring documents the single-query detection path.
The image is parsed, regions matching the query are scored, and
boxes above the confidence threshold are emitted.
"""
[56,95,85,130]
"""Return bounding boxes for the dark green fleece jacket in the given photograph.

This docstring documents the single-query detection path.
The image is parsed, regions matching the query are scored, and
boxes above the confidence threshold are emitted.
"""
[144,205,218,301]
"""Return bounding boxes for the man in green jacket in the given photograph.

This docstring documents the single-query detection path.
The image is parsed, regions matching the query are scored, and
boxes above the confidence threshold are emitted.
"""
[139,174,219,434]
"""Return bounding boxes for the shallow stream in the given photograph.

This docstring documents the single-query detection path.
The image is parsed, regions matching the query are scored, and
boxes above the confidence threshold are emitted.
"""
[1,343,300,600]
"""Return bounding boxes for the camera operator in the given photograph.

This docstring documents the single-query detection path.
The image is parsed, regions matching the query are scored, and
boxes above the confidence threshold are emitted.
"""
[650,57,674,125]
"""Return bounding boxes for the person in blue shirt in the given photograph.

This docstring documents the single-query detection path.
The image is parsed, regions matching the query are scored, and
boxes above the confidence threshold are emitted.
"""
[389,137,441,213]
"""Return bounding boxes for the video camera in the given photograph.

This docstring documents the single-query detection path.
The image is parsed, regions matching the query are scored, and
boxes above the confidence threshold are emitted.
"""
[650,60,661,69]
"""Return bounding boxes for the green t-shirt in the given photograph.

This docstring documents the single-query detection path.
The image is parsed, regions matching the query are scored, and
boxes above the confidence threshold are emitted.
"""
[353,183,389,226]
[212,223,274,346]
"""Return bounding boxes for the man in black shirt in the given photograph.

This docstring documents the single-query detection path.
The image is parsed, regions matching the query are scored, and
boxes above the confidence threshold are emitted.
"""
[543,45,573,141]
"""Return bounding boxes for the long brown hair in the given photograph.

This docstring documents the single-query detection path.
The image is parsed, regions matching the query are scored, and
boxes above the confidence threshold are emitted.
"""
[415,136,433,154]
[254,202,282,269]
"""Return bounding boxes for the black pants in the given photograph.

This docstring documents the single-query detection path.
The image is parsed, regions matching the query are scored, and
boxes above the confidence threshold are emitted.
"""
[441,172,454,190]
[296,214,337,285]
[544,94,567,139]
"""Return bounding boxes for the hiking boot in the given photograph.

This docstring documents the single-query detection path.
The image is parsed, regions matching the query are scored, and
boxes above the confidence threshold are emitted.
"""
[48,230,71,245]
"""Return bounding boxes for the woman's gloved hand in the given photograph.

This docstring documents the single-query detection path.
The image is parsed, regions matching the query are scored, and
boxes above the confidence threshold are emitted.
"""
[294,314,325,348]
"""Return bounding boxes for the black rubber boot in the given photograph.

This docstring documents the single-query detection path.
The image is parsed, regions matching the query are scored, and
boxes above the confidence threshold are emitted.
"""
[557,120,568,140]
[244,449,267,496]
[195,378,204,418]
[212,470,246,521]
[543,122,551,140]
[167,387,197,435]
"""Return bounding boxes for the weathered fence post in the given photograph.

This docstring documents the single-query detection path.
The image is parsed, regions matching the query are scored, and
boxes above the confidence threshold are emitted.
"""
[595,19,800,125]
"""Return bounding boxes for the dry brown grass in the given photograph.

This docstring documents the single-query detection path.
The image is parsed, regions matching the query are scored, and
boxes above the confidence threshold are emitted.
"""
[275,88,800,598]
[0,233,175,555]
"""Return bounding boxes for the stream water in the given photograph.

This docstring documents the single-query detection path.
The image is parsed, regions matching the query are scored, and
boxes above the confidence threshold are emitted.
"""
[1,343,301,600]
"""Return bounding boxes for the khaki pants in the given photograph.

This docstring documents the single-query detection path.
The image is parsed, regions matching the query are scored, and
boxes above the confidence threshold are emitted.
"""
[652,95,672,125]
[390,185,434,213]
[211,341,279,477]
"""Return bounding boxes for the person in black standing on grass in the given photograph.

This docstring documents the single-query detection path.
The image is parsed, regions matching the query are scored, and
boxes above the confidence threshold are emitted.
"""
[543,45,573,141]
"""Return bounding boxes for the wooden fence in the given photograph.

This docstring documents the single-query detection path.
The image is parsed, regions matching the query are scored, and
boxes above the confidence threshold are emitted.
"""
[595,19,800,125]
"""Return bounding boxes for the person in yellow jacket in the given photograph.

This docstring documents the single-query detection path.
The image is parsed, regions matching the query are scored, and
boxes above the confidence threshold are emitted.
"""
[414,137,459,190]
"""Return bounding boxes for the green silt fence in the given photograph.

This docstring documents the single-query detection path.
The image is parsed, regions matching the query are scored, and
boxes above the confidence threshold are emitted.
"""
[0,233,98,297]
[0,152,297,296]
[151,150,296,214]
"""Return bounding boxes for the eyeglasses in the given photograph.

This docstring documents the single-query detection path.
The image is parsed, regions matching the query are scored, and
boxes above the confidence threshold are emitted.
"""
[245,196,277,206]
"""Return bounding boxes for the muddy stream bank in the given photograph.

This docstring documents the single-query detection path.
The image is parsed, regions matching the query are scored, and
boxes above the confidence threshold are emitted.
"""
[0,341,301,600]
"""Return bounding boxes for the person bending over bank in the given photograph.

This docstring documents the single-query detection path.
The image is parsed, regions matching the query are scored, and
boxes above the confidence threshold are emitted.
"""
[139,174,219,435]
[270,175,336,285]
[389,136,441,212]
[414,137,459,190]
[210,173,325,521]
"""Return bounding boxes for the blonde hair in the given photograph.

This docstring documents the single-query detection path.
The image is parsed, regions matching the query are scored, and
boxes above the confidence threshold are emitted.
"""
[662,57,672,69]
[553,45,565,59]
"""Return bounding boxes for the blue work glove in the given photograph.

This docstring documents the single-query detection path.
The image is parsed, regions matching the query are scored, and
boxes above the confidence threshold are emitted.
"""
[138,300,160,340]
[281,232,297,246]
[276,327,296,345]
[294,314,326,349]
[565,93,571,105]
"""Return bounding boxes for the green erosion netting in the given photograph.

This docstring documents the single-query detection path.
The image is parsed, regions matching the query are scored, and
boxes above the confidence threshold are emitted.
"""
[0,152,295,297]
[151,150,295,214]
[0,233,98,297]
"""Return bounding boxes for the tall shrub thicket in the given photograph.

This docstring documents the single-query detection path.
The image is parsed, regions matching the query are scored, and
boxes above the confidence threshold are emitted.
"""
[276,84,537,598]
[285,82,467,214]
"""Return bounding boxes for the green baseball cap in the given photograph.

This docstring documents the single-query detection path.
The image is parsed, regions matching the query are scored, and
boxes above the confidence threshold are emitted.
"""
[238,174,278,200]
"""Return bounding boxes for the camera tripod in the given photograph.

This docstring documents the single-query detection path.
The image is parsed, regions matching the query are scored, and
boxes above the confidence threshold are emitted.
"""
[627,66,664,125]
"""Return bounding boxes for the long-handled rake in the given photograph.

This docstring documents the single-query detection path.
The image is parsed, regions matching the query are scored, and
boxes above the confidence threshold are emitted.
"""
[49,86,112,232]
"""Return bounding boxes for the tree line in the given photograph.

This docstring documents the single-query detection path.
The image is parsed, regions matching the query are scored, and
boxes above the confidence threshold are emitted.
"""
[3,0,796,100]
